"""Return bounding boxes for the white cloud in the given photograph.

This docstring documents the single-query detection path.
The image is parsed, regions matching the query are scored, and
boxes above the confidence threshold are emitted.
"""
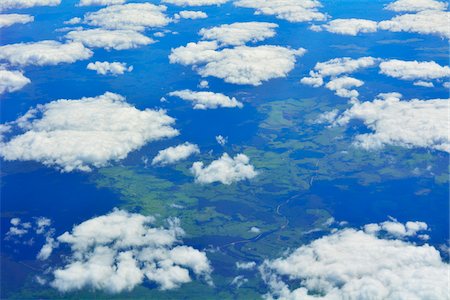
[162,0,228,6]
[236,261,256,270]
[413,80,434,87]
[378,10,450,39]
[0,92,179,172]
[169,89,243,109]
[379,59,450,81]
[83,3,171,31]
[174,10,208,19]
[234,0,327,23]
[0,41,92,66]
[364,218,428,239]
[312,18,378,36]
[199,22,278,46]
[0,68,30,94]
[152,142,200,166]
[215,135,227,146]
[261,221,448,300]
[170,42,306,85]
[300,76,323,87]
[79,0,126,6]
[64,17,81,25]
[191,153,258,184]
[46,209,212,293]
[334,93,450,153]
[66,29,154,50]
[325,76,363,98]
[87,61,133,75]
[0,0,60,11]
[385,0,448,12]
[198,80,209,88]
[0,14,33,28]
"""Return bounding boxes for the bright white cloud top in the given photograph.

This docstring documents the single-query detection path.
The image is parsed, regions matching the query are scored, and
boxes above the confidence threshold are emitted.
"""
[0,41,92,66]
[191,153,258,184]
[379,60,450,85]
[385,0,448,12]
[163,0,228,6]
[234,0,327,22]
[78,0,126,6]
[152,142,200,166]
[261,220,448,299]
[169,90,243,109]
[199,22,278,46]
[174,10,208,19]
[0,0,60,11]
[66,29,154,50]
[333,93,450,153]
[43,209,212,293]
[0,14,34,28]
[0,92,179,172]
[87,61,133,75]
[0,69,30,94]
[363,218,429,239]
[325,76,364,98]
[312,18,378,36]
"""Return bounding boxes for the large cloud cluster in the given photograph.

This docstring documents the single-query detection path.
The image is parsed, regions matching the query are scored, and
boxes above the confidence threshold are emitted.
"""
[261,220,448,299]
[42,209,212,293]
[234,0,327,23]
[0,0,60,11]
[169,89,243,109]
[152,142,200,166]
[0,14,34,28]
[0,68,30,94]
[333,93,450,153]
[191,153,258,184]
[0,92,179,172]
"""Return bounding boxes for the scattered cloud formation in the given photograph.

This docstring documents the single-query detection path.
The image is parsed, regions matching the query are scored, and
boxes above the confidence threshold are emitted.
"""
[0,0,60,11]
[333,93,450,153]
[42,209,212,293]
[364,217,429,239]
[0,92,179,172]
[191,153,258,184]
[385,0,448,12]
[0,41,92,66]
[311,18,378,36]
[66,29,154,50]
[199,22,278,46]
[0,14,33,28]
[325,76,363,98]
[379,59,450,84]
[169,89,243,109]
[174,10,208,19]
[78,0,126,6]
[152,142,200,166]
[87,61,133,75]
[234,0,327,22]
[0,68,30,94]
[162,0,228,6]
[261,221,448,299]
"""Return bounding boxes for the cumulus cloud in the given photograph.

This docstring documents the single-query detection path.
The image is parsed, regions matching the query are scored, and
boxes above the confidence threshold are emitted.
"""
[174,10,208,19]
[311,18,378,36]
[83,3,171,31]
[379,59,450,81]
[0,68,30,94]
[0,14,33,28]
[45,209,212,293]
[0,41,92,66]
[169,89,243,109]
[364,218,428,239]
[170,41,306,85]
[261,221,448,299]
[66,29,154,51]
[87,61,133,75]
[199,22,278,46]
[234,0,327,22]
[333,93,450,153]
[215,135,227,146]
[0,0,60,11]
[78,0,126,6]
[191,153,258,184]
[325,76,363,98]
[162,0,228,6]
[152,142,200,166]
[0,92,179,172]
[385,0,448,12]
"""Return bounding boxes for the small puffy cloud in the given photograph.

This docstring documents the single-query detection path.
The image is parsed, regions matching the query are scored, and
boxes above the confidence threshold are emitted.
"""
[169,89,243,109]
[199,22,278,46]
[413,81,434,87]
[191,153,258,184]
[378,10,450,39]
[162,0,228,6]
[78,0,126,6]
[0,14,33,28]
[236,261,256,270]
[310,56,377,78]
[66,29,154,50]
[174,10,208,19]
[64,17,81,25]
[0,68,30,94]
[334,93,450,153]
[385,0,448,12]
[87,61,133,75]
[0,0,60,11]
[83,3,171,31]
[234,0,327,23]
[46,209,212,293]
[261,221,448,299]
[379,59,450,81]
[0,92,179,172]
[364,218,428,239]
[170,42,306,85]
[0,41,92,66]
[152,142,200,166]
[300,75,323,87]
[325,76,363,98]
[312,18,378,36]
[198,80,209,88]
[215,135,227,146]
